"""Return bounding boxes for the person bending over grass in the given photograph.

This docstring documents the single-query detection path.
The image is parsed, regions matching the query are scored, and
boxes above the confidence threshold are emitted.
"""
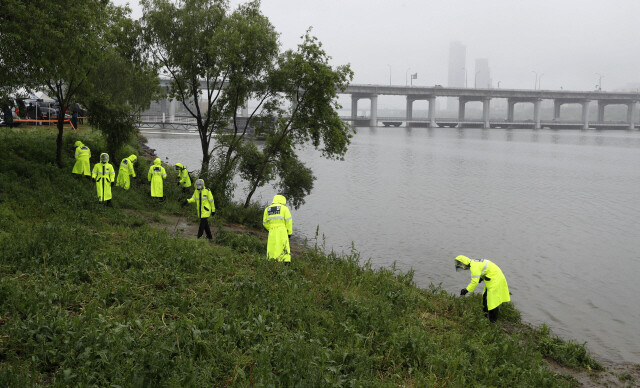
[455,255,510,322]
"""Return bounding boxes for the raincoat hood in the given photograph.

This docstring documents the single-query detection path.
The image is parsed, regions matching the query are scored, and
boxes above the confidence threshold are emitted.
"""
[176,163,183,169]
[153,158,161,166]
[100,153,109,163]
[75,141,83,147]
[272,195,287,206]
[454,255,471,272]
[129,155,137,162]
[455,255,471,266]
[195,179,205,189]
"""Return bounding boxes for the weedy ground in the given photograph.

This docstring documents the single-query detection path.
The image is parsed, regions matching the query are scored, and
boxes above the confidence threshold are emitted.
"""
[1,126,632,387]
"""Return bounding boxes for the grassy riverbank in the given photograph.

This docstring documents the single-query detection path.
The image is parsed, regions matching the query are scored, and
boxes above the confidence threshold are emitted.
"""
[0,126,629,386]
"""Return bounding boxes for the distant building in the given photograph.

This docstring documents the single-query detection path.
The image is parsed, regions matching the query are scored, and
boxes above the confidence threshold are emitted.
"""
[475,58,491,89]
[447,41,466,111]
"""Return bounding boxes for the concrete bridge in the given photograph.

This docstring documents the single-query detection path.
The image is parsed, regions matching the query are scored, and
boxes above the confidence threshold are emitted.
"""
[145,79,640,130]
[346,84,640,129]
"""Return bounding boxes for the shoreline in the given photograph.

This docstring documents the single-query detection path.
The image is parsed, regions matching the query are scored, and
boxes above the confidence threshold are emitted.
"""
[142,207,640,387]
[137,129,639,370]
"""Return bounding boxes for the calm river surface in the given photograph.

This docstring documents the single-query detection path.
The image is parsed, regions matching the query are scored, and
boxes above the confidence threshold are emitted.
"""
[143,126,640,363]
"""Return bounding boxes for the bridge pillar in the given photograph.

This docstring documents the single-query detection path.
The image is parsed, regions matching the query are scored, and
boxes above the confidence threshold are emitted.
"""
[458,98,467,126]
[597,101,606,122]
[553,100,562,120]
[370,95,378,127]
[507,99,515,122]
[482,98,491,129]
[533,99,542,129]
[169,99,176,123]
[582,100,591,130]
[429,96,437,127]
[351,95,359,123]
[627,102,637,130]
[406,97,414,122]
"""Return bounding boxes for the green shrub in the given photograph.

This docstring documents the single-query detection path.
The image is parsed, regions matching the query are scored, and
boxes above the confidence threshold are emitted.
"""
[218,201,264,229]
[534,325,603,370]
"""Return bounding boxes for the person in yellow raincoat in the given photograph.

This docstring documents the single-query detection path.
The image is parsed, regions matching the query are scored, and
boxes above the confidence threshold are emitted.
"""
[186,179,215,239]
[91,153,116,205]
[116,154,137,190]
[147,158,167,199]
[72,141,91,177]
[455,255,510,322]
[263,195,293,263]
[175,163,191,191]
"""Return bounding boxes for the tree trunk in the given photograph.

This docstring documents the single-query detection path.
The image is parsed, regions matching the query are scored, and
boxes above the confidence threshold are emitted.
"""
[243,178,260,208]
[243,154,271,208]
[199,127,210,173]
[55,112,65,168]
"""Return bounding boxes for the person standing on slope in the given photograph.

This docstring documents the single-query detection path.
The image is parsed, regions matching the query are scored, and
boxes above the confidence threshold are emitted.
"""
[147,157,167,200]
[186,179,215,240]
[263,195,293,263]
[91,153,116,206]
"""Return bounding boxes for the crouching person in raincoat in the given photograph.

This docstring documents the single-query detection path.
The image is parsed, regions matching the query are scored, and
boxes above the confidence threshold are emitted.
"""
[455,255,510,322]
[263,195,293,263]
[72,141,91,178]
[175,163,192,191]
[92,153,116,206]
[147,158,167,199]
[116,154,137,190]
[186,179,215,239]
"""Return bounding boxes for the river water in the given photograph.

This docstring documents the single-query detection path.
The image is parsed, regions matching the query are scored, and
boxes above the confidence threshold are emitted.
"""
[143,126,640,363]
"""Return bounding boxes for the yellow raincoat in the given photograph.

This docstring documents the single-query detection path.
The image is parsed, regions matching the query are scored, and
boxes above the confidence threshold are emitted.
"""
[116,155,137,190]
[263,195,293,262]
[147,158,167,198]
[457,255,510,311]
[176,163,191,188]
[91,154,115,202]
[72,141,91,176]
[187,184,215,218]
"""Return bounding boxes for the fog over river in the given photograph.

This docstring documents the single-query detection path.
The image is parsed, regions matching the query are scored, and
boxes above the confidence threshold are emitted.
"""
[143,126,640,363]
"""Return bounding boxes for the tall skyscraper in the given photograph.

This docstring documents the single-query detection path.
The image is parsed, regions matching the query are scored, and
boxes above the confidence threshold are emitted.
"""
[475,58,491,89]
[447,41,466,111]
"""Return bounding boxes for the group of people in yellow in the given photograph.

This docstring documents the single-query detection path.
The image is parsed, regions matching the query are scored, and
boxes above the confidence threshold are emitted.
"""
[71,141,183,205]
[72,141,506,320]
[71,141,295,261]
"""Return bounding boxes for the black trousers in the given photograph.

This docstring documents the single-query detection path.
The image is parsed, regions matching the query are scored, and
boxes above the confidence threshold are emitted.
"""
[197,218,212,239]
[483,291,499,322]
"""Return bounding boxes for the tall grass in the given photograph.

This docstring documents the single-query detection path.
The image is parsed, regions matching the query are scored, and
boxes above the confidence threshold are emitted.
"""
[0,127,601,386]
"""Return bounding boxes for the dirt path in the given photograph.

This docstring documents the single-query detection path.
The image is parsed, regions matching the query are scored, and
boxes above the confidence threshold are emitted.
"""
[125,209,304,256]
[123,209,264,240]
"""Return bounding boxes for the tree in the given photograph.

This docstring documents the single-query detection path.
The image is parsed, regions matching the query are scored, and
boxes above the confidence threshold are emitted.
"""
[2,1,157,166]
[4,0,112,167]
[142,0,278,175]
[0,0,30,99]
[238,32,353,208]
[81,5,161,157]
[143,0,353,208]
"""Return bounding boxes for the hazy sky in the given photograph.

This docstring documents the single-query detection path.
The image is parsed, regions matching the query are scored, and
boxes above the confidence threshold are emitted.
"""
[114,0,640,92]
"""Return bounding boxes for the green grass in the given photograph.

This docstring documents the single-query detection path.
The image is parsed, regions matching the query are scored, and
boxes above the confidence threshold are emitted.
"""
[0,126,603,386]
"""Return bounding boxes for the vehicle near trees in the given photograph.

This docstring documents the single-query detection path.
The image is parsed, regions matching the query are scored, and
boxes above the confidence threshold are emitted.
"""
[25,100,56,120]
